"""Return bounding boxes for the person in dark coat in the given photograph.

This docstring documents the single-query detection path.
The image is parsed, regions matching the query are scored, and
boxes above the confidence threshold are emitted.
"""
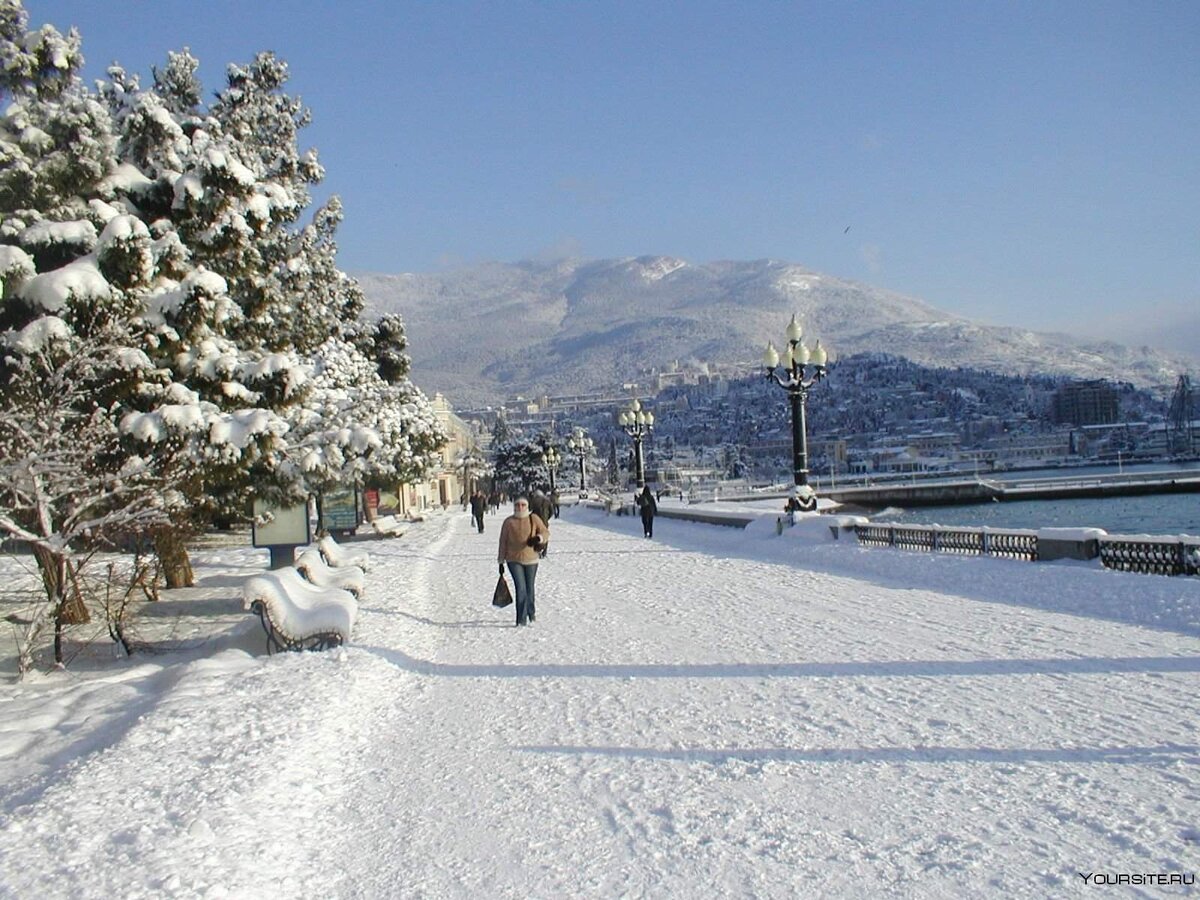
[529,490,553,554]
[636,485,657,538]
[469,490,487,533]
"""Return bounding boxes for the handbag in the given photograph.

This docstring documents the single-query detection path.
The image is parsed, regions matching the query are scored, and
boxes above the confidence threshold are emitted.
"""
[525,516,542,547]
[492,573,513,607]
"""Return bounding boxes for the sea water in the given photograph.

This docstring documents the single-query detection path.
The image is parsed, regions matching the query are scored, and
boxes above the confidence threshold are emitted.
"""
[871,492,1199,536]
[862,462,1200,535]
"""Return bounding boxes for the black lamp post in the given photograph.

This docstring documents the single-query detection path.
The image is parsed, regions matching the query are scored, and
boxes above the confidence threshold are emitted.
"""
[619,399,654,489]
[541,446,562,494]
[566,428,594,492]
[763,315,829,512]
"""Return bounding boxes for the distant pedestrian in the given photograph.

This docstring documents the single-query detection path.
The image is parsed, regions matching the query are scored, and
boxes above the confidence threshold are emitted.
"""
[636,485,657,538]
[550,489,561,519]
[498,497,551,627]
[530,490,553,555]
[470,490,487,533]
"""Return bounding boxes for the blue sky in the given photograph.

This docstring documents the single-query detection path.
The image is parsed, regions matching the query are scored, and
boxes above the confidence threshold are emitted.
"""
[28,1,1200,351]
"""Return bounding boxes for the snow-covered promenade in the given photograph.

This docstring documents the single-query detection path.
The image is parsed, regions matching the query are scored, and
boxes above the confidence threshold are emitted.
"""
[3,507,1200,898]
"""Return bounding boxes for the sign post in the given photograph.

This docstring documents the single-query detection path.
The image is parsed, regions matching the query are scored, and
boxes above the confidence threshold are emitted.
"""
[251,499,311,570]
[320,488,359,536]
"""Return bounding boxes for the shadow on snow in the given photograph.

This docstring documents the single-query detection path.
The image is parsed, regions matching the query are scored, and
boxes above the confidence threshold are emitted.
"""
[515,743,1200,766]
[361,644,1200,680]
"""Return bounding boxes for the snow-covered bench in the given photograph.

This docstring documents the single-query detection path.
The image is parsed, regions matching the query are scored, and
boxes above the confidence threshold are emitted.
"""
[295,548,366,598]
[242,567,358,654]
[317,534,370,572]
[370,514,406,537]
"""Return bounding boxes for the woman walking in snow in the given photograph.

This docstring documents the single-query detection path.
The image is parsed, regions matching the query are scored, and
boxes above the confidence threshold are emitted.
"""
[498,497,551,626]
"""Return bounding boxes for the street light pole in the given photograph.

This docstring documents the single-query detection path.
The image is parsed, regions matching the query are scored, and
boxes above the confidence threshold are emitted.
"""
[567,428,594,492]
[619,399,654,490]
[763,315,829,512]
[541,446,561,494]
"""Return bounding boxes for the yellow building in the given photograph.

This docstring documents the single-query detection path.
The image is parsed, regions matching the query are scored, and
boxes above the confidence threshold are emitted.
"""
[393,394,482,516]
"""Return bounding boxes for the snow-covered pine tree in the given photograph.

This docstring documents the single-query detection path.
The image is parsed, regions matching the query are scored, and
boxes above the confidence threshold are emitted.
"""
[196,50,447,500]
[365,312,411,384]
[291,336,446,496]
[0,1,98,226]
[102,40,448,538]
[0,7,302,591]
[3,2,447,598]
[202,51,353,354]
[95,48,312,579]
[491,413,513,447]
[151,48,202,116]
[491,435,551,496]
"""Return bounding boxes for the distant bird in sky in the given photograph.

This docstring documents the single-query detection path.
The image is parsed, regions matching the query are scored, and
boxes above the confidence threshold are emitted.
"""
[843,225,851,234]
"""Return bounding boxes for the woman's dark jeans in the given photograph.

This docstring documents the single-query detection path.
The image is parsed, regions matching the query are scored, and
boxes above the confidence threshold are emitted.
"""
[507,561,538,625]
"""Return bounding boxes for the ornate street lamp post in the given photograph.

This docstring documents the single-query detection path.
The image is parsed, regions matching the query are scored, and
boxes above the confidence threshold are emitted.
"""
[763,315,829,512]
[618,399,654,490]
[541,446,562,494]
[566,428,594,493]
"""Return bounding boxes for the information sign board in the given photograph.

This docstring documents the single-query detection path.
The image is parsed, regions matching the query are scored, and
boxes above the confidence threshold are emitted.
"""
[251,499,311,548]
[321,489,359,532]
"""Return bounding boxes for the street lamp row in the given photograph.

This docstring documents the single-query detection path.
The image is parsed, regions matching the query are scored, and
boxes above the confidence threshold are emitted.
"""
[516,315,826,507]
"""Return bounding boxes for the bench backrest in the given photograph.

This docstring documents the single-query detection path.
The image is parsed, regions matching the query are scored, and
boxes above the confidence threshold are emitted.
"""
[317,535,371,571]
[242,567,357,641]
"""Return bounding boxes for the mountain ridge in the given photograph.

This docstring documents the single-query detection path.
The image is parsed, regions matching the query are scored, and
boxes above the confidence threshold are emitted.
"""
[356,256,1194,406]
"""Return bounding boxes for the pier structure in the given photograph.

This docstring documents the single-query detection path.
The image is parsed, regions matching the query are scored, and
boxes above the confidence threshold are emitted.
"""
[821,469,1200,508]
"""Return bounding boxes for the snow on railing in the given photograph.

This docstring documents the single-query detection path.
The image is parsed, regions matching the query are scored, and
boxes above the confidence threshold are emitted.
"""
[1098,535,1200,577]
[854,523,1200,577]
[853,524,1039,561]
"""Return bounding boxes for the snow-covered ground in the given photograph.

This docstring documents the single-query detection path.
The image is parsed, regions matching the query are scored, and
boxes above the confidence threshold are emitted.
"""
[3,505,1200,898]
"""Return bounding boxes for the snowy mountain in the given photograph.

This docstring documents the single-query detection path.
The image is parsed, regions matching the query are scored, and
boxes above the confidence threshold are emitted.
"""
[357,257,1194,405]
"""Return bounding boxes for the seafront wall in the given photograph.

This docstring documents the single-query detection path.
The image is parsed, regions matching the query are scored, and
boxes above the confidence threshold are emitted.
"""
[850,522,1200,577]
[588,499,1200,578]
